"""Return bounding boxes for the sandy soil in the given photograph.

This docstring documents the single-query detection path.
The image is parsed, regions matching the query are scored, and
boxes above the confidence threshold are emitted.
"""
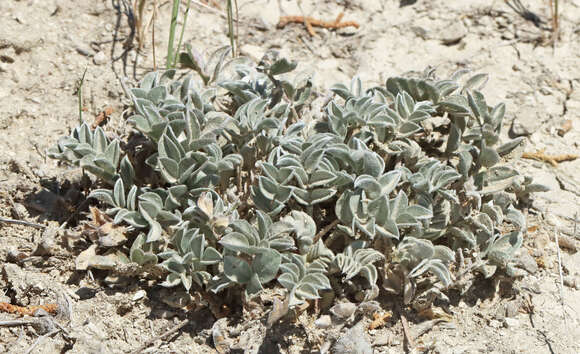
[1,0,579,353]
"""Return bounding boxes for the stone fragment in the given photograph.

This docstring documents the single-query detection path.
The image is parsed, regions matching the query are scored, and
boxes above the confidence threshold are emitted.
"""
[514,249,539,274]
[132,290,147,301]
[315,315,332,329]
[440,22,467,45]
[93,51,107,65]
[76,44,94,57]
[489,319,501,328]
[239,44,264,63]
[334,322,372,354]
[509,119,531,137]
[503,318,520,328]
[330,302,357,319]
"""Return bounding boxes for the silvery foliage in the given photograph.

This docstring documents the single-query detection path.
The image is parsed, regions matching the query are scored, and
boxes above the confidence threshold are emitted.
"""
[48,123,121,185]
[49,54,547,307]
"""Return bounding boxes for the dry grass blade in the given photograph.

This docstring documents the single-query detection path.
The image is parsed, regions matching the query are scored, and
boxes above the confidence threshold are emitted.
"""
[400,314,415,351]
[133,0,147,50]
[549,0,560,44]
[0,217,46,229]
[131,319,190,354]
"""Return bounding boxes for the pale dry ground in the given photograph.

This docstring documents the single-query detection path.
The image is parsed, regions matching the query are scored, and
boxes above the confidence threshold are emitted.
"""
[0,0,579,353]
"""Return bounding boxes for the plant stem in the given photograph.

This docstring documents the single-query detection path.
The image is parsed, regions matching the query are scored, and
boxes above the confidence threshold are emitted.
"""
[152,0,158,70]
[226,0,237,58]
[166,0,180,69]
[173,0,192,68]
[77,68,87,124]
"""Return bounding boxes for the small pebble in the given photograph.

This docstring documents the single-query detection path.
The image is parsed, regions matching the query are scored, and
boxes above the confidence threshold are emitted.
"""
[76,45,94,57]
[132,290,146,301]
[93,51,107,65]
[440,21,467,45]
[315,315,332,329]
[330,302,357,319]
[489,319,501,328]
[509,119,531,137]
[503,318,520,328]
[334,322,372,354]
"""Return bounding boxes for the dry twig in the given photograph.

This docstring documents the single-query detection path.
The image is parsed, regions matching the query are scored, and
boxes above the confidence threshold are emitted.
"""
[522,149,578,167]
[313,219,339,243]
[0,302,58,316]
[277,13,360,37]
[554,231,565,308]
[24,329,61,354]
[0,217,46,229]
[400,314,415,351]
[131,319,190,354]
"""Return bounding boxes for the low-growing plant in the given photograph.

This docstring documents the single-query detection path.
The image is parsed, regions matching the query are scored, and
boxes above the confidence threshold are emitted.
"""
[48,49,547,317]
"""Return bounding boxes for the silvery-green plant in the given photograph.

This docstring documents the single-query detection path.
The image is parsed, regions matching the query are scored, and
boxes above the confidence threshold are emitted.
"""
[332,240,384,287]
[159,225,222,291]
[48,123,121,185]
[48,49,548,316]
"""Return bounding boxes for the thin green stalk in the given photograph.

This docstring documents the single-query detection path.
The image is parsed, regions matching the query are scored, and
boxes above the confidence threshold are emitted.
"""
[173,0,192,67]
[234,0,239,57]
[77,68,87,124]
[166,0,180,68]
[226,0,237,58]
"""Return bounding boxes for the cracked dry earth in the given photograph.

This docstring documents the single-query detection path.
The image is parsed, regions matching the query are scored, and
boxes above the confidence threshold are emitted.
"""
[1,0,579,353]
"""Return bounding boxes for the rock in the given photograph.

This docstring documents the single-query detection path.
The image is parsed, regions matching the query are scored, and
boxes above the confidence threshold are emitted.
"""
[239,44,264,63]
[75,287,99,300]
[93,51,107,65]
[2,263,29,304]
[411,26,429,40]
[334,322,372,354]
[489,319,501,328]
[315,315,332,329]
[132,290,147,301]
[330,302,357,319]
[505,301,520,318]
[352,0,384,12]
[11,202,29,219]
[503,318,520,328]
[509,105,543,137]
[563,276,579,289]
[440,22,467,45]
[531,171,560,191]
[514,249,538,274]
[33,225,59,256]
[509,119,531,137]
[212,319,230,354]
[75,244,117,270]
[76,44,94,57]
[160,290,193,309]
[243,0,280,30]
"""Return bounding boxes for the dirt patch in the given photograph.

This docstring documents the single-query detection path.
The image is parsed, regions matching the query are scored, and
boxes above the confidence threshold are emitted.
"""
[1,0,579,353]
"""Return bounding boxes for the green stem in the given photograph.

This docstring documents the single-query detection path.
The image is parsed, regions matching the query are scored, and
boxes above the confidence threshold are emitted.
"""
[173,0,192,68]
[77,67,87,124]
[166,0,180,69]
[226,0,236,58]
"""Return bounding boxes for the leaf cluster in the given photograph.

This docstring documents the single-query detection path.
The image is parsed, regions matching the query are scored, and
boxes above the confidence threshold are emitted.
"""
[49,52,546,310]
